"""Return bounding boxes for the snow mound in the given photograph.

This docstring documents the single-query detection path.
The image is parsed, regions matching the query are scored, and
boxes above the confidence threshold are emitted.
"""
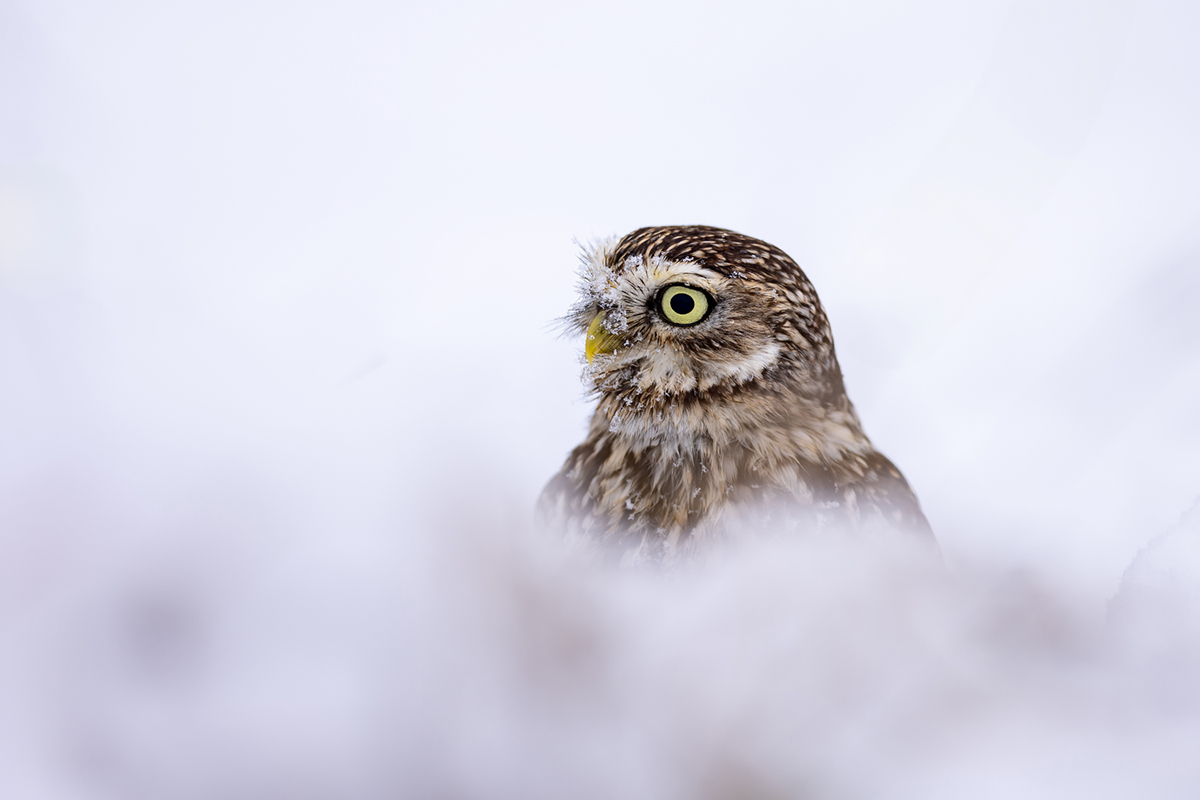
[3,464,1200,800]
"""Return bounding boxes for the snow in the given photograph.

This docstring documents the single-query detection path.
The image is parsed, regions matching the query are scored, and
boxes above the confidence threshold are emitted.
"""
[3,476,1200,798]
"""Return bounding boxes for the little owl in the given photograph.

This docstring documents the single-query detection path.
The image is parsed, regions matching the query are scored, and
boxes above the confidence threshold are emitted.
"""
[539,226,932,564]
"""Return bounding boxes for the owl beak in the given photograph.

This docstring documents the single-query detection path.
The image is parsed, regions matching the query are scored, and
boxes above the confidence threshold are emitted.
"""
[585,311,623,364]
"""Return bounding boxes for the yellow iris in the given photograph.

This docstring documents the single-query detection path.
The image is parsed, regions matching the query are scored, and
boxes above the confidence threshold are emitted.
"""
[660,285,710,326]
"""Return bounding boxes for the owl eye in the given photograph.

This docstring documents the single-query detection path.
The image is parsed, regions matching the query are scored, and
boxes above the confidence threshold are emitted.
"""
[659,285,711,326]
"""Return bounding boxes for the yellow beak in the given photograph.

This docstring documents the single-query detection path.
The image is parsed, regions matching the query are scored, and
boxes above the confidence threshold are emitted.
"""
[585,311,623,364]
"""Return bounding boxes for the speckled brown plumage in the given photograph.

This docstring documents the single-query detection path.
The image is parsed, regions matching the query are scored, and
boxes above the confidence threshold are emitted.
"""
[538,225,932,564]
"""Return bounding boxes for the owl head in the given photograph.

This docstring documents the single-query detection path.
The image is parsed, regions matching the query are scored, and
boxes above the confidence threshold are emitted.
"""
[567,226,847,407]
[545,226,929,556]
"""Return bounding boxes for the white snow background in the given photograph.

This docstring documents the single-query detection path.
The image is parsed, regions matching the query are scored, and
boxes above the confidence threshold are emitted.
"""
[3,0,1200,797]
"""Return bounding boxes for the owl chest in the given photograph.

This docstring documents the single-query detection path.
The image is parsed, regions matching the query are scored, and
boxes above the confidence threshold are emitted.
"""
[582,437,843,543]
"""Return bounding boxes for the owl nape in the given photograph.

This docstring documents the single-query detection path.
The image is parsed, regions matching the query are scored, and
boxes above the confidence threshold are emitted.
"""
[538,225,932,565]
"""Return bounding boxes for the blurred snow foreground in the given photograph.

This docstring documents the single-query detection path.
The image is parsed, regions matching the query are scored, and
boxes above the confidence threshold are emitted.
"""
[2,468,1200,800]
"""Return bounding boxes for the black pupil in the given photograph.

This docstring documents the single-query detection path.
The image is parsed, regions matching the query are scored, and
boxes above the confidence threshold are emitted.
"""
[669,292,696,316]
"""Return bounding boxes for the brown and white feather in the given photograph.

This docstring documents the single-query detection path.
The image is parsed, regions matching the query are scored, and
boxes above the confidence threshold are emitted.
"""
[539,225,932,564]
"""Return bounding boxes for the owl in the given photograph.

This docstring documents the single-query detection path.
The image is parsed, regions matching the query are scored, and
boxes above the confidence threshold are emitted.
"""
[538,226,932,564]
